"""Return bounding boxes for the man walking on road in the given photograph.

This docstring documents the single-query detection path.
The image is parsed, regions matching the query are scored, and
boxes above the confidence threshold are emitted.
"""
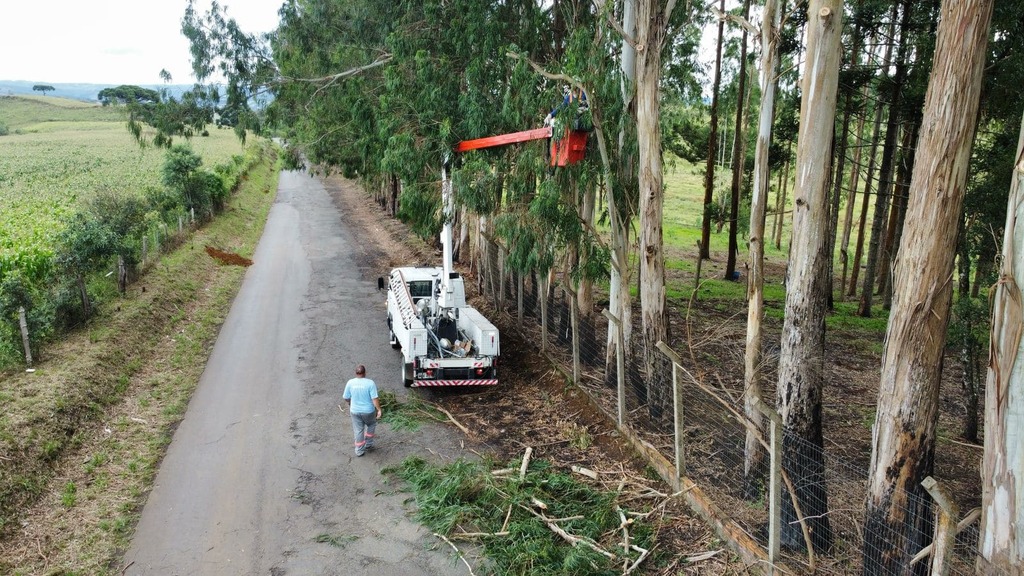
[343,365,382,456]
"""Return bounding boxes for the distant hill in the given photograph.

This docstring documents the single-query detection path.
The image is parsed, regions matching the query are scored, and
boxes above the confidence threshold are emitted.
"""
[0,95,123,131]
[0,80,195,103]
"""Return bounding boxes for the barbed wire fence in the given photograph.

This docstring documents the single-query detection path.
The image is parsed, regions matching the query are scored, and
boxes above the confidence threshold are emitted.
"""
[480,272,981,574]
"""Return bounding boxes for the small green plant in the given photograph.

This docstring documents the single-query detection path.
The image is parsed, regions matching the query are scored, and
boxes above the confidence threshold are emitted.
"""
[61,482,77,508]
[84,452,107,474]
[564,422,593,450]
[41,440,62,462]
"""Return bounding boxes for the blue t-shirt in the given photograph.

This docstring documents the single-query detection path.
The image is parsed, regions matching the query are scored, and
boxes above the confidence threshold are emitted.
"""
[343,377,379,414]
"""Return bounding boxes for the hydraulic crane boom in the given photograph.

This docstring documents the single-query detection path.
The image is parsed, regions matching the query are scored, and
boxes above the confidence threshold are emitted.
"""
[454,127,553,153]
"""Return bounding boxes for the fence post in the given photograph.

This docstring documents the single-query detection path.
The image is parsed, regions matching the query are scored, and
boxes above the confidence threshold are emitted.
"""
[655,341,686,483]
[142,235,148,266]
[752,397,783,569]
[539,273,548,353]
[569,291,580,385]
[602,309,626,426]
[178,215,183,233]
[922,476,958,575]
[18,306,32,366]
[517,272,523,328]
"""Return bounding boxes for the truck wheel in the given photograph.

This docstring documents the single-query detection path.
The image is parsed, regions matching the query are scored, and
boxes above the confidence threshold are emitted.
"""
[400,359,412,388]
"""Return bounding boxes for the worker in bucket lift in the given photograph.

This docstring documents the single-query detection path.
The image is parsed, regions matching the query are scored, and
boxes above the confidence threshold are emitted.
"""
[544,85,590,129]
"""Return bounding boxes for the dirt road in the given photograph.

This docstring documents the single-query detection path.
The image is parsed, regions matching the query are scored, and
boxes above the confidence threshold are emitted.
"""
[123,170,467,575]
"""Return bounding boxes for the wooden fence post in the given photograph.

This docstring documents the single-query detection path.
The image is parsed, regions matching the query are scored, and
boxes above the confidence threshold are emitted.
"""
[753,397,783,569]
[18,306,32,366]
[517,272,524,328]
[655,340,686,483]
[602,309,626,426]
[570,291,580,385]
[922,476,958,575]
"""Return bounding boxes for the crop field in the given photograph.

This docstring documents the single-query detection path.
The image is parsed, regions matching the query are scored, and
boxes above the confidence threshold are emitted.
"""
[0,96,250,281]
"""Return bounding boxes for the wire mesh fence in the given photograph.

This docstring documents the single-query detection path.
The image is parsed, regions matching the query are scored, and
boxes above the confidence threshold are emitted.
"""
[480,275,980,574]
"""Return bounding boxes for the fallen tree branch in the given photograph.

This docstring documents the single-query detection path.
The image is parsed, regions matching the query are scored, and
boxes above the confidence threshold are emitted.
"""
[519,446,533,480]
[451,530,511,539]
[519,504,616,560]
[429,402,471,436]
[434,532,477,576]
[572,465,599,480]
[624,544,651,575]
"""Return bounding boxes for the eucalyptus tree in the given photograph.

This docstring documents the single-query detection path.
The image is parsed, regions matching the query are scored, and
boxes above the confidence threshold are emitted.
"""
[700,0,726,260]
[634,0,709,420]
[775,0,842,552]
[863,1,993,572]
[978,107,1024,576]
[742,0,781,499]
[723,0,751,282]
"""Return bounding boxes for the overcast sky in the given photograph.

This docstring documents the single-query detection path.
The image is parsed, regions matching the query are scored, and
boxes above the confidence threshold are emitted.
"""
[0,0,283,85]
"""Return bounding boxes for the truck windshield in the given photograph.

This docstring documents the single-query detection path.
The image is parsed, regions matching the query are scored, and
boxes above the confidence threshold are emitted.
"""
[408,280,433,299]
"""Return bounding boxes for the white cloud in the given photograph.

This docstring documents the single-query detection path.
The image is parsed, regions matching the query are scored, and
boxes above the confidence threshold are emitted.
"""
[0,0,282,85]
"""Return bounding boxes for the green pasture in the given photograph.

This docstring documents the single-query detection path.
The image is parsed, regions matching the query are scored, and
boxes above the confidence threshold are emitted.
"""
[0,96,249,280]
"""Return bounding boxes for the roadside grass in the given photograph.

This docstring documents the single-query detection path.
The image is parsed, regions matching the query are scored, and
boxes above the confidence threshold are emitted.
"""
[0,147,278,575]
[379,391,453,433]
[386,455,658,576]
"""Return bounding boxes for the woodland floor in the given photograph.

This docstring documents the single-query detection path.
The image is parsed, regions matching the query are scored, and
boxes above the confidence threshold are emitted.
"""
[328,174,984,575]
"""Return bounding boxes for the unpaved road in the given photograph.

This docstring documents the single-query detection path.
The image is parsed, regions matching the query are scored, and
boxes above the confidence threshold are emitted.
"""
[123,170,468,575]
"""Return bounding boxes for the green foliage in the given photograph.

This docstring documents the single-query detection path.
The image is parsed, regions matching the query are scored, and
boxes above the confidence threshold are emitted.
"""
[390,456,651,576]
[54,213,117,281]
[32,85,55,95]
[126,85,221,149]
[161,144,225,219]
[98,85,161,107]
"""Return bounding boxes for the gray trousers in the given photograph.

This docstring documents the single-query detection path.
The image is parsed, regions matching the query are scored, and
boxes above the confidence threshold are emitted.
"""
[350,412,377,455]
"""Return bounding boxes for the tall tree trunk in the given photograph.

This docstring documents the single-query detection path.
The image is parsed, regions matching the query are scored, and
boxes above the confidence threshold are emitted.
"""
[604,0,637,389]
[828,5,863,307]
[636,0,673,422]
[978,106,1024,574]
[776,0,842,552]
[700,0,727,260]
[881,119,918,310]
[725,0,752,281]
[858,1,913,317]
[743,0,781,500]
[840,81,871,301]
[849,15,897,296]
[578,180,598,365]
[956,229,981,443]
[774,141,792,249]
[863,2,992,573]
[972,240,995,298]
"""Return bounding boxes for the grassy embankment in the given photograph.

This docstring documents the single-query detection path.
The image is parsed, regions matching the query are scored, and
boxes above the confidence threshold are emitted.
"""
[0,95,279,574]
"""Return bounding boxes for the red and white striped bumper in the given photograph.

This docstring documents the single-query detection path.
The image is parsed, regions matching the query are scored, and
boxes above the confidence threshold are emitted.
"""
[410,379,499,387]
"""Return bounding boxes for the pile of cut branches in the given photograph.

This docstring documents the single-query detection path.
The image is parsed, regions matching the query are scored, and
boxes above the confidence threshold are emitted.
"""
[387,448,671,576]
